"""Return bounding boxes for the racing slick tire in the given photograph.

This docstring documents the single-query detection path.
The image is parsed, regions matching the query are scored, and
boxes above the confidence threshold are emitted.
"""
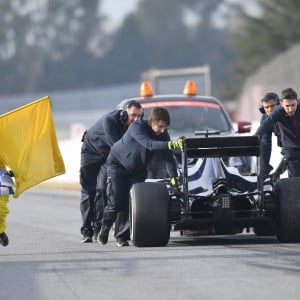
[274,178,300,243]
[130,182,170,247]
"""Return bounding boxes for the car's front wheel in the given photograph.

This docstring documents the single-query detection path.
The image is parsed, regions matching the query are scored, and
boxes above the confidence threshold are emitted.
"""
[130,182,170,247]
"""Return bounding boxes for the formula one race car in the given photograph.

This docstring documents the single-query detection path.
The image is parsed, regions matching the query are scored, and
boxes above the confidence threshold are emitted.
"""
[129,135,300,247]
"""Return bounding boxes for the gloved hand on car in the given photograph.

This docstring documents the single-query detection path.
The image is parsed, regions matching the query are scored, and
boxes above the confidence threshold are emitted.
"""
[170,176,182,192]
[168,138,183,151]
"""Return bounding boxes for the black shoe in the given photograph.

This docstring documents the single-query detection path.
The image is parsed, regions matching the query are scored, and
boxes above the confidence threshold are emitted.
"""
[98,225,110,245]
[81,231,93,243]
[116,237,129,247]
[0,232,9,247]
[93,228,100,242]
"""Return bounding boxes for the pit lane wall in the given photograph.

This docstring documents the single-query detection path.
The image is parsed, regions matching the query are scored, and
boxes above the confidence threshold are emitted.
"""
[48,135,82,186]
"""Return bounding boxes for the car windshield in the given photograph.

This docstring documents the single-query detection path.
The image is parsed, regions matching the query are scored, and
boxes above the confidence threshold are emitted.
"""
[142,102,232,136]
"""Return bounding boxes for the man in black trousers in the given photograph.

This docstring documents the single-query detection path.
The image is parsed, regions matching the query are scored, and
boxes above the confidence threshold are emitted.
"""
[98,107,182,246]
[80,100,143,242]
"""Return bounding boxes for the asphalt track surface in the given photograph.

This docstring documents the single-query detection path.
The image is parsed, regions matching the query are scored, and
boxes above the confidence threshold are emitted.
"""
[0,188,299,300]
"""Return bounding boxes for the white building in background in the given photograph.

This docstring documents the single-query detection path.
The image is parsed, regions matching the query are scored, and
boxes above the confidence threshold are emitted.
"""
[235,43,300,122]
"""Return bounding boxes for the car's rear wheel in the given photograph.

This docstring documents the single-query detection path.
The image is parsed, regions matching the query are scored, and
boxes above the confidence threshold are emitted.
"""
[130,182,170,247]
[274,178,300,243]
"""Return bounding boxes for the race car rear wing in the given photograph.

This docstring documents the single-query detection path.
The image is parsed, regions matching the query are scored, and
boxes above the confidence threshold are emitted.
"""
[183,136,260,158]
[181,136,263,214]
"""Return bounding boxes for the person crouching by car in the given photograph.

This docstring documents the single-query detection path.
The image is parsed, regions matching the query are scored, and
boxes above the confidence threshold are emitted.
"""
[98,107,182,247]
[256,88,300,177]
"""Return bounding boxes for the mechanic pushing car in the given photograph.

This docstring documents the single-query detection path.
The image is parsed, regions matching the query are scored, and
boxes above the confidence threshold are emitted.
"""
[98,107,182,247]
[258,92,282,177]
[256,87,300,177]
[80,100,143,243]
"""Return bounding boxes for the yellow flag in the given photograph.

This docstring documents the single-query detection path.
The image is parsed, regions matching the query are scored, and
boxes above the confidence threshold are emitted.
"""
[0,96,65,197]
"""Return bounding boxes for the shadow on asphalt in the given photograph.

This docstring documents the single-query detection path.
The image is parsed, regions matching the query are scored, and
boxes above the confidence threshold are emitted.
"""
[168,234,279,247]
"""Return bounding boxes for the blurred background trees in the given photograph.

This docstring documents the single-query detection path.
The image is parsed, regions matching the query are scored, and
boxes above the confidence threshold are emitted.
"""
[0,0,300,99]
[228,0,300,99]
[0,0,105,93]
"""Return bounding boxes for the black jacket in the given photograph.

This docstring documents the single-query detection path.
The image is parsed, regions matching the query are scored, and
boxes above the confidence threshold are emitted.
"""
[259,113,282,165]
[256,105,300,159]
[108,120,177,177]
[81,110,126,166]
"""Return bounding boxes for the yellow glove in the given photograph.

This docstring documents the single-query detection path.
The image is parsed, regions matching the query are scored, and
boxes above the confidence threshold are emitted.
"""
[168,138,183,151]
[170,177,182,192]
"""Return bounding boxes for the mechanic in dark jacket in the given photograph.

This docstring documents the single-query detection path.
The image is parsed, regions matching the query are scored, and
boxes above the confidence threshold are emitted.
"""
[256,88,300,177]
[98,107,182,246]
[80,101,143,243]
[258,92,281,177]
